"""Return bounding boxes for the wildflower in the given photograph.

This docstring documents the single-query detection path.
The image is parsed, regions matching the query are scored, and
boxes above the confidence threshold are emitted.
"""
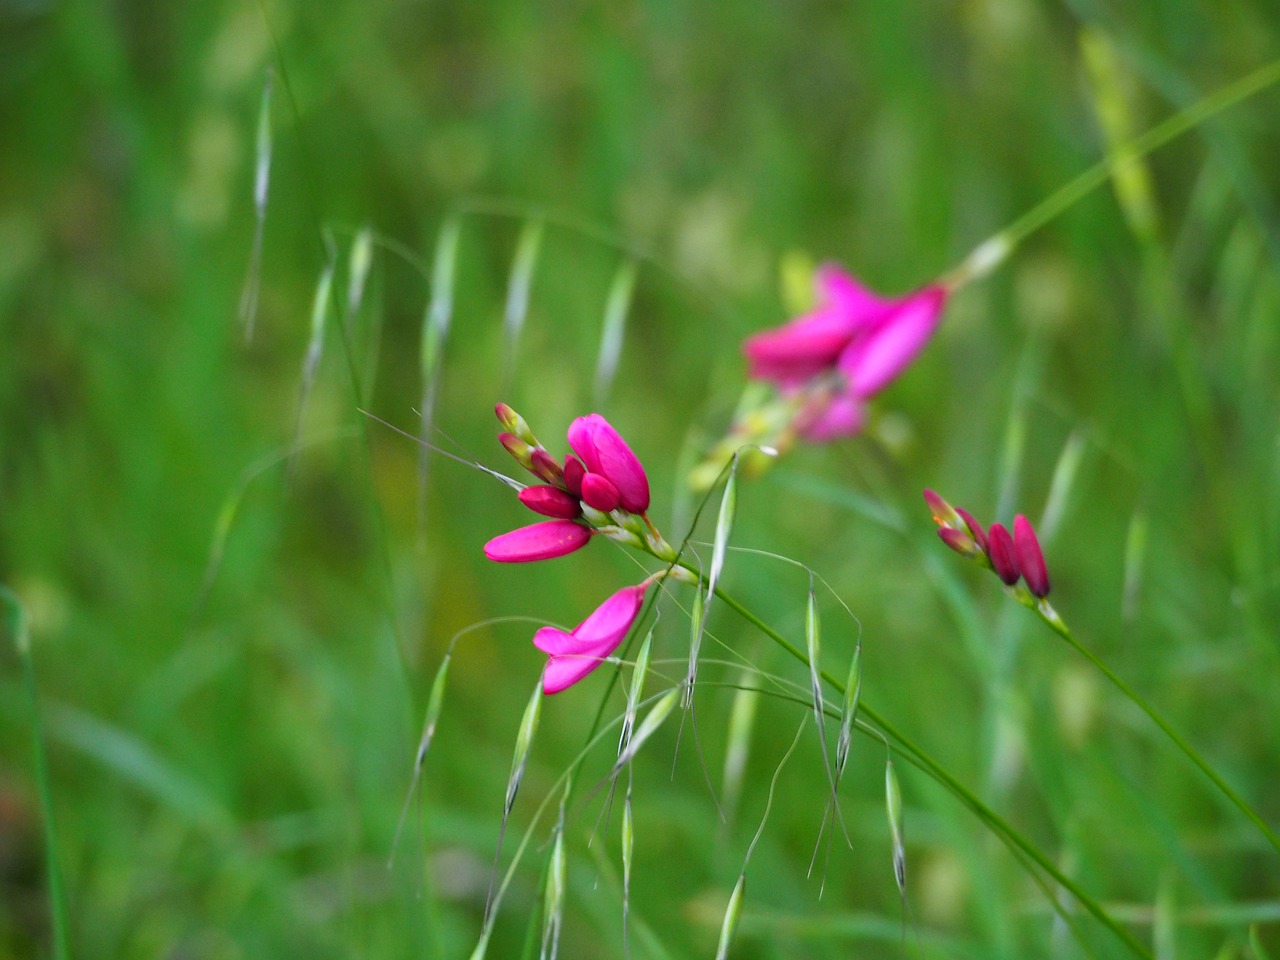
[924,489,1052,599]
[567,413,651,514]
[486,406,663,562]
[533,582,652,694]
[744,265,948,416]
[694,264,948,486]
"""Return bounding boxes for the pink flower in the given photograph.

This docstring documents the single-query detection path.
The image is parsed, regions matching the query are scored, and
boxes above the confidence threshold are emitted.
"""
[741,265,949,442]
[484,520,592,562]
[567,413,650,514]
[532,583,650,694]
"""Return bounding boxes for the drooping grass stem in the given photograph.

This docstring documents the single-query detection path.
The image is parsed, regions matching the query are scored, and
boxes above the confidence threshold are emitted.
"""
[1036,606,1280,857]
[708,582,1153,960]
[948,58,1280,287]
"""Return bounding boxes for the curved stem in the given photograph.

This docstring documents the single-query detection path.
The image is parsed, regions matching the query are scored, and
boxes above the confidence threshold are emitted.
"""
[946,58,1280,286]
[711,584,1153,960]
[1039,607,1280,856]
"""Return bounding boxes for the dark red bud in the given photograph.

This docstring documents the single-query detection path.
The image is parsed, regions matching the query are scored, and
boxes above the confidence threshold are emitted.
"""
[1013,514,1050,598]
[986,523,1020,586]
[955,507,988,553]
[518,485,582,519]
[580,473,622,513]
[562,455,585,497]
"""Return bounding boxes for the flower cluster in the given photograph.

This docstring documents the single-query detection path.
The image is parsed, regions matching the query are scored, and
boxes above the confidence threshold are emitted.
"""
[692,263,949,488]
[486,404,678,694]
[744,265,949,441]
[924,489,1051,600]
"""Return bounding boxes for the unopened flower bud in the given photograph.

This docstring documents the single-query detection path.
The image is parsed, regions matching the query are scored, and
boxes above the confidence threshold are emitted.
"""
[519,485,582,519]
[954,507,988,553]
[923,488,963,529]
[938,526,981,559]
[499,432,535,471]
[562,455,585,496]
[581,473,622,513]
[1013,514,1051,598]
[986,523,1020,586]
[495,402,537,445]
[529,448,564,486]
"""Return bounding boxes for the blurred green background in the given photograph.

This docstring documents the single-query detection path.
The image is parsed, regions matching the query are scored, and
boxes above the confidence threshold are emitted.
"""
[3,1,1280,957]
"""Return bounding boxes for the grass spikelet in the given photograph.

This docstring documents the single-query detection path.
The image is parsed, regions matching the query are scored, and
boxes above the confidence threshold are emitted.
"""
[503,219,543,387]
[801,577,853,883]
[834,637,861,779]
[1122,509,1148,621]
[418,216,462,530]
[619,625,655,759]
[613,688,680,773]
[683,588,705,709]
[540,791,568,960]
[390,651,452,865]
[594,259,637,405]
[239,66,272,342]
[1080,28,1160,243]
[713,874,746,960]
[345,227,374,320]
[687,456,737,705]
[621,781,635,958]
[1040,429,1087,542]
[486,679,543,922]
[721,672,760,823]
[885,756,906,897]
[4,587,71,960]
[291,257,336,464]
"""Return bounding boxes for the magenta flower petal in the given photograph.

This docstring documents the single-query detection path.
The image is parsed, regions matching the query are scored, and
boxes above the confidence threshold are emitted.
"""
[536,583,650,694]
[1013,514,1050,598]
[580,473,622,513]
[484,520,592,562]
[742,307,864,383]
[743,265,897,385]
[518,485,582,519]
[568,414,651,514]
[838,285,948,398]
[814,263,891,317]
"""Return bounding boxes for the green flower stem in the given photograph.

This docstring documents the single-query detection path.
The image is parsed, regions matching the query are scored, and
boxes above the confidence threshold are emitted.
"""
[949,57,1280,286]
[1036,603,1280,857]
[709,583,1153,960]
[4,588,71,960]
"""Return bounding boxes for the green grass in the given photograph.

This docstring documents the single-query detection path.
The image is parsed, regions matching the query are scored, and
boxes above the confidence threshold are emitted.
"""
[3,2,1280,958]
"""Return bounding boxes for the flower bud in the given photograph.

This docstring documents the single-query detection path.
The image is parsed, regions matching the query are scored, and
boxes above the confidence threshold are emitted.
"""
[1013,514,1051,598]
[528,447,564,485]
[518,485,582,519]
[923,489,963,529]
[484,520,592,562]
[499,432,534,471]
[495,402,536,445]
[954,507,988,553]
[580,473,622,513]
[562,455,585,496]
[986,523,1020,586]
[938,526,981,559]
